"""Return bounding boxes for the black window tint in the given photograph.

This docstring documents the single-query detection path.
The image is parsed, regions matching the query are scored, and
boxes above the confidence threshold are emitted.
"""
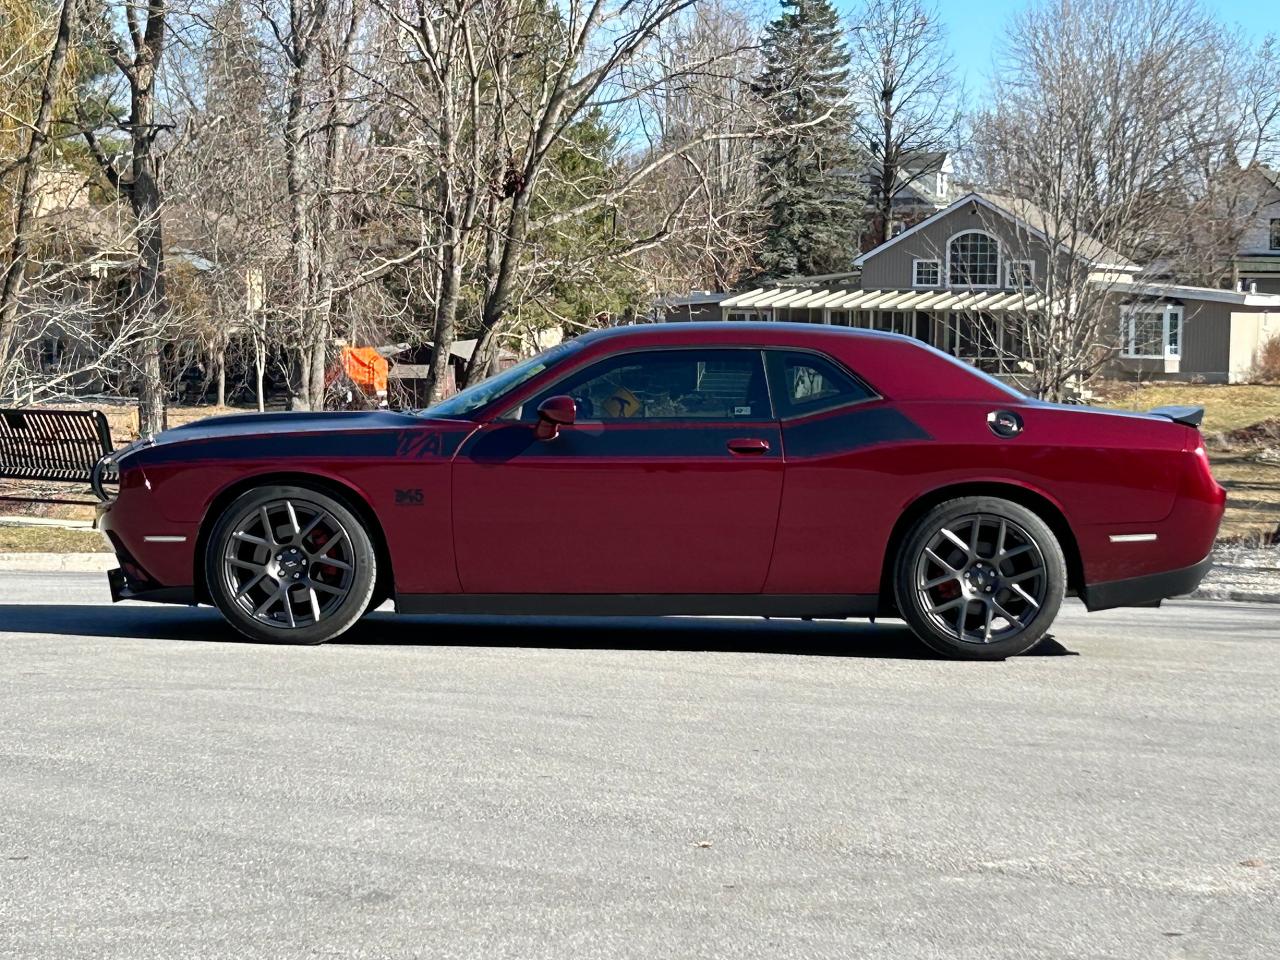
[516,349,772,421]
[768,351,874,417]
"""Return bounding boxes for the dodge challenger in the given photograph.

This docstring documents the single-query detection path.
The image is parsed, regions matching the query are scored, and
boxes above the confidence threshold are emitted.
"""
[94,322,1226,659]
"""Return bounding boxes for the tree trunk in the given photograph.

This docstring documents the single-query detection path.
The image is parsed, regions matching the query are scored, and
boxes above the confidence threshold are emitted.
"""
[0,0,80,379]
[284,17,314,411]
[464,192,532,388]
[215,346,226,406]
[139,343,165,433]
[255,340,265,412]
[129,63,168,437]
[307,325,327,410]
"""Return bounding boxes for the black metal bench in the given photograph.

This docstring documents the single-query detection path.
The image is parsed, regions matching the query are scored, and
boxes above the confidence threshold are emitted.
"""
[0,408,115,506]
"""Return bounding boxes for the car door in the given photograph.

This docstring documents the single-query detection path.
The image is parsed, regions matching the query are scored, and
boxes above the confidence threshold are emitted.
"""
[451,347,783,594]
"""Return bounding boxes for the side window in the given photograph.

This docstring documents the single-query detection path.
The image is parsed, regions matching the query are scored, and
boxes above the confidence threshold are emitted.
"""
[516,349,772,421]
[767,351,876,418]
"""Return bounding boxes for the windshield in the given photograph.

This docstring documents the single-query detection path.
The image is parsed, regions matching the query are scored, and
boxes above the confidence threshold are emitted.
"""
[421,340,584,418]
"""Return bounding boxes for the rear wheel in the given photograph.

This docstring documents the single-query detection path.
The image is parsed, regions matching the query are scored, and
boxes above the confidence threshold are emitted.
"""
[205,485,377,644]
[893,497,1066,660]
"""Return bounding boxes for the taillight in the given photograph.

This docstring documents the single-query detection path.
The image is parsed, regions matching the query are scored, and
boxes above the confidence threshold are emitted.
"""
[1191,442,1220,488]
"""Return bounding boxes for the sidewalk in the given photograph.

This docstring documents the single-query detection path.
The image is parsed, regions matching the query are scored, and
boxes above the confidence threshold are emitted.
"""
[0,515,94,530]
[0,553,113,572]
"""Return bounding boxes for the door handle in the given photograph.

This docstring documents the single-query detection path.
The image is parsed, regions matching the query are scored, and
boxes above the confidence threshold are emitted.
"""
[727,437,771,455]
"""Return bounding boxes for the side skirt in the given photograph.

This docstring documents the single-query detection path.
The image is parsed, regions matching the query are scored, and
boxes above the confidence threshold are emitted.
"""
[394,593,879,619]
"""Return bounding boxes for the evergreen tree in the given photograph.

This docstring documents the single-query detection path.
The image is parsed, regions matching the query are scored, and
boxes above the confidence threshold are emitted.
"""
[753,0,864,279]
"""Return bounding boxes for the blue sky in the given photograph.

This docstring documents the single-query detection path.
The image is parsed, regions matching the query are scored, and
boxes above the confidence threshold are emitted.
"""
[918,0,1262,100]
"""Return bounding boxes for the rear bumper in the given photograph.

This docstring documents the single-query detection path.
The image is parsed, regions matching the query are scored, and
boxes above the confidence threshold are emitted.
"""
[1080,553,1214,612]
[107,566,196,605]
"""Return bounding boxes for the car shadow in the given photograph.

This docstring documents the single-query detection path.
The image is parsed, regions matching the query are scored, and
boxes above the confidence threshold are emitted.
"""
[0,604,1077,660]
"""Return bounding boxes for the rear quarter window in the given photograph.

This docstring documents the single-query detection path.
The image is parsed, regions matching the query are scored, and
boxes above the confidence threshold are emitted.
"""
[767,350,877,418]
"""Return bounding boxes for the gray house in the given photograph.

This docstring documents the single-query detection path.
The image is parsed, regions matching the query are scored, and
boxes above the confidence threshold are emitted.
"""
[715,192,1280,384]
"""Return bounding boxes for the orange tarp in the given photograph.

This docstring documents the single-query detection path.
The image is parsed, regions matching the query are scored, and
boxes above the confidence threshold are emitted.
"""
[340,347,388,395]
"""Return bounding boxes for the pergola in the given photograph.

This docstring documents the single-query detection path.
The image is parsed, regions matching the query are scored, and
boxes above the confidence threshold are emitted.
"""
[719,286,1054,318]
[718,286,1058,368]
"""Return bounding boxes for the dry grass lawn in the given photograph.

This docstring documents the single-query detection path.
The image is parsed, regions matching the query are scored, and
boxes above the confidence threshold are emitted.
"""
[1211,452,1280,543]
[0,525,109,553]
[1096,382,1280,436]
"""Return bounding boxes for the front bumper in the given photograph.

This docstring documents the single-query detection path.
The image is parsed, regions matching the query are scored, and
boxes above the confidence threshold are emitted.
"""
[1080,553,1214,612]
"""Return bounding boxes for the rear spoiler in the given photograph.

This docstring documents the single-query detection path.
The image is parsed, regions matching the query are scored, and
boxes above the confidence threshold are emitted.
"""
[1148,405,1205,428]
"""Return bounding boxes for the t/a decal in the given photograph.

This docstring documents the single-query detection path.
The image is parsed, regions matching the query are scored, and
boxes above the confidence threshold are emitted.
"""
[396,430,443,459]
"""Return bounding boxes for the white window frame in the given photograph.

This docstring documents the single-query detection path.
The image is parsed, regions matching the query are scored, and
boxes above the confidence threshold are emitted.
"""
[1120,304,1183,359]
[945,229,1001,289]
[912,258,942,288]
[1005,259,1035,289]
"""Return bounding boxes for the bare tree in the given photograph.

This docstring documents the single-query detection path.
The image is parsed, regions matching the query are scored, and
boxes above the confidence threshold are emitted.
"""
[461,0,767,385]
[81,0,172,435]
[850,0,961,247]
[165,0,282,409]
[369,0,493,403]
[0,0,81,379]
[250,0,364,410]
[631,0,766,296]
[968,0,1275,400]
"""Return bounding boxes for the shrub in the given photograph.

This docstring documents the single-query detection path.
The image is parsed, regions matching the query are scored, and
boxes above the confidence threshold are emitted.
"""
[1251,333,1280,383]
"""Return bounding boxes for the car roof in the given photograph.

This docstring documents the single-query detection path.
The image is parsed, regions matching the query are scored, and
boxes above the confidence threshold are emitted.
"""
[574,321,909,346]
[559,321,1024,405]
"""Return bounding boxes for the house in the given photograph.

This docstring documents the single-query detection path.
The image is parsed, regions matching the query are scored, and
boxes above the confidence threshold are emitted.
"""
[651,290,729,324]
[863,150,961,247]
[387,338,524,406]
[1230,166,1280,295]
[717,192,1280,384]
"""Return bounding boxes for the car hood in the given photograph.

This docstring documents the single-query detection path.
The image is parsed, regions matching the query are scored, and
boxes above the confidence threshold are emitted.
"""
[153,410,427,445]
[114,409,475,470]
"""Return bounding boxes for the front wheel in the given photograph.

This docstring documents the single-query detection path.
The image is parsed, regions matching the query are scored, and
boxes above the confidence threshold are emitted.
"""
[205,485,377,644]
[893,497,1066,660]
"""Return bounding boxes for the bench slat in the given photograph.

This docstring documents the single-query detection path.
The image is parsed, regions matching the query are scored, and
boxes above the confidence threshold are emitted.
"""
[0,409,115,484]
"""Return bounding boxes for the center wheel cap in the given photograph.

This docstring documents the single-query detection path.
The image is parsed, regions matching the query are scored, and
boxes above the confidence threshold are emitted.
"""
[967,563,998,593]
[277,548,304,572]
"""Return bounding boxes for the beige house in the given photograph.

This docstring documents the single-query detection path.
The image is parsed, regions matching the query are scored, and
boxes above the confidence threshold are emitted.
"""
[1231,167,1280,295]
[714,192,1280,384]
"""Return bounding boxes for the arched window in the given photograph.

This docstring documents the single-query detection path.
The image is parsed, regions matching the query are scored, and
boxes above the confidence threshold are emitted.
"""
[948,231,999,287]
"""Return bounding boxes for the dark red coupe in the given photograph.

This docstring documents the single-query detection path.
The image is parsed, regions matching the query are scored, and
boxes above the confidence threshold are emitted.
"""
[96,323,1225,659]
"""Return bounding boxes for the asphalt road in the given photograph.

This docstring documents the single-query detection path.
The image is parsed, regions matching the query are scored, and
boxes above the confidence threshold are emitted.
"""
[0,573,1277,960]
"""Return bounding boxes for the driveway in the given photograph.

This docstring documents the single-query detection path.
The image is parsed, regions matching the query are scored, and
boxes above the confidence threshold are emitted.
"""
[0,573,1276,959]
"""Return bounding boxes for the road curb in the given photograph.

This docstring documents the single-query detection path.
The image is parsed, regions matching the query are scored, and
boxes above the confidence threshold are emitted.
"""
[0,553,114,572]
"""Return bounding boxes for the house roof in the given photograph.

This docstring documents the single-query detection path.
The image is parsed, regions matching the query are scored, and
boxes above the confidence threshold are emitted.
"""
[721,286,1058,314]
[654,290,728,308]
[899,149,950,171]
[1106,279,1280,307]
[862,151,955,208]
[853,192,1137,271]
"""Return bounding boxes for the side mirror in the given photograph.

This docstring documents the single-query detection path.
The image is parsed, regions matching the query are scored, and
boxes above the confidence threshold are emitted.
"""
[534,395,576,440]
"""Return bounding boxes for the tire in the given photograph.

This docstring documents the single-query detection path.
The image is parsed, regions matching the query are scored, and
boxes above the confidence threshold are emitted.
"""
[892,496,1066,660]
[204,484,377,644]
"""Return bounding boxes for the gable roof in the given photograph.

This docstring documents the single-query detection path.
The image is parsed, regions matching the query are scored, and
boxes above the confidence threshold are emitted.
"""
[853,191,1137,271]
